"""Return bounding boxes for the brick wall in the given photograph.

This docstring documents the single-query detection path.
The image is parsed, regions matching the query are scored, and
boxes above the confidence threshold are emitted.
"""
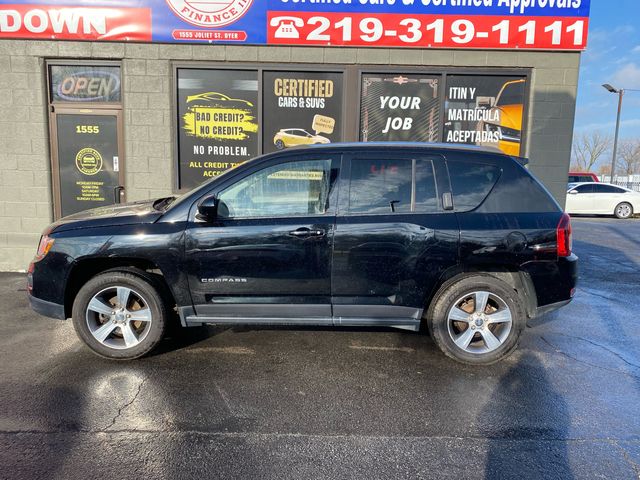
[0,40,580,271]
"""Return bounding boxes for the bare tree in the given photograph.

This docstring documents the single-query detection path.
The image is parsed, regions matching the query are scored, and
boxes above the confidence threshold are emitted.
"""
[617,139,640,176]
[571,131,612,172]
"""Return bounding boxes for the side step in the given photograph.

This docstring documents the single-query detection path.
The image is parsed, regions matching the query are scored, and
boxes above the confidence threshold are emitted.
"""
[184,315,420,332]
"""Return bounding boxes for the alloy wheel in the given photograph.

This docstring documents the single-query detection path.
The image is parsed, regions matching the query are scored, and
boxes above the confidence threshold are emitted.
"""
[85,286,153,350]
[446,290,513,354]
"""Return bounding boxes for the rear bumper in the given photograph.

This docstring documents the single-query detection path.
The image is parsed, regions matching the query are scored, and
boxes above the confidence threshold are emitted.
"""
[525,253,578,317]
[523,254,578,310]
[535,298,572,317]
[28,292,66,320]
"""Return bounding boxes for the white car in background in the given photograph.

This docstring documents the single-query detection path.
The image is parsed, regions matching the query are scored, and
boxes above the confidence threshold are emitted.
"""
[565,182,640,219]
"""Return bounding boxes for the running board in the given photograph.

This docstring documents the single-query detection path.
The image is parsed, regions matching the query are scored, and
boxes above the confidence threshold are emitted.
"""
[184,315,420,331]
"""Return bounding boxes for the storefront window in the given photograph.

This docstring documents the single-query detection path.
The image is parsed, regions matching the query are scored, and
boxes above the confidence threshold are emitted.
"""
[176,68,259,190]
[443,75,527,156]
[262,71,344,154]
[360,73,440,142]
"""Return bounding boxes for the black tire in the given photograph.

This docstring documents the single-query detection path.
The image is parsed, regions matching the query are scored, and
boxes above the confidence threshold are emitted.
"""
[72,270,169,360]
[426,274,526,365]
[275,139,285,149]
[614,202,633,219]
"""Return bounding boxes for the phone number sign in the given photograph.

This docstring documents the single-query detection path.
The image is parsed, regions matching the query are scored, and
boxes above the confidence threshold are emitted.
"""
[267,13,587,50]
[0,0,591,51]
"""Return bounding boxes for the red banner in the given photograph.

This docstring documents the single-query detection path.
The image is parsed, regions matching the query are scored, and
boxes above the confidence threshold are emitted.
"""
[0,4,151,41]
[267,12,588,51]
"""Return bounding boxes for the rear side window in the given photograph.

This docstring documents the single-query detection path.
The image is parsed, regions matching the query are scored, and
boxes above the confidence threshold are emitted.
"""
[480,161,560,213]
[349,158,412,214]
[569,174,596,183]
[594,184,626,193]
[447,161,501,212]
[348,157,440,214]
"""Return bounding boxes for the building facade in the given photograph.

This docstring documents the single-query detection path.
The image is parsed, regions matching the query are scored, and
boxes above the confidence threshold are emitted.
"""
[0,2,589,271]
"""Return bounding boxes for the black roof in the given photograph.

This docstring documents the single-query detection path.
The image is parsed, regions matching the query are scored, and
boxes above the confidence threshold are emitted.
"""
[293,141,505,154]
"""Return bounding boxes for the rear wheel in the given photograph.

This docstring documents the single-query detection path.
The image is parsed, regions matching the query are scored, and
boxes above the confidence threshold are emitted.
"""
[72,271,168,359]
[614,202,633,219]
[426,274,526,365]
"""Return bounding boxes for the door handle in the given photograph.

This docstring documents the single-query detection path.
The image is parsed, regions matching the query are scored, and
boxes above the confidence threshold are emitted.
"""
[288,227,325,238]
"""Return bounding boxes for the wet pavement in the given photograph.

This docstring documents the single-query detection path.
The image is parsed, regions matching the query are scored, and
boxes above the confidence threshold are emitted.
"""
[1,217,639,479]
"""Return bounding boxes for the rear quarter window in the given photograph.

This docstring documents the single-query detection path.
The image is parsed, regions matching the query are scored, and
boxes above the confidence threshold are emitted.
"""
[447,161,501,212]
[481,162,560,213]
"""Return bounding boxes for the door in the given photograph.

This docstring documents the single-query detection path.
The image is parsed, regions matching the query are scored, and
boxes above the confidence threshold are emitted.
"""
[592,184,626,213]
[51,108,125,218]
[331,152,459,326]
[185,154,340,321]
[565,183,595,213]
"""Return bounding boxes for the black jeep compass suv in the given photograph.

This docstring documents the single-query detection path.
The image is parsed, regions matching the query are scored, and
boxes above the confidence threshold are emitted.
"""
[28,143,577,364]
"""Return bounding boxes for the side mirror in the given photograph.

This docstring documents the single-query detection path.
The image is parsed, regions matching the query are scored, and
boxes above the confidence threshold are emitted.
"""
[197,195,219,221]
[568,190,578,195]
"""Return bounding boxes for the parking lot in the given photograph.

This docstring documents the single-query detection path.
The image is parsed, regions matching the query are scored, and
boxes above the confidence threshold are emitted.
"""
[0,217,639,479]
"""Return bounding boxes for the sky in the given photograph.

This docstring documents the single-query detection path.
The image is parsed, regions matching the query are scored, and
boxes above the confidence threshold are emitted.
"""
[575,0,640,139]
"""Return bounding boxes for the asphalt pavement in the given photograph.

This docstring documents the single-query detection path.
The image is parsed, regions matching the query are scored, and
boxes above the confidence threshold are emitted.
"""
[1,217,639,479]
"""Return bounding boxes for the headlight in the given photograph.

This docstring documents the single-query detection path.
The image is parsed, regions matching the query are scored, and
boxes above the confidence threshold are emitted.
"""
[484,123,521,143]
[34,235,55,262]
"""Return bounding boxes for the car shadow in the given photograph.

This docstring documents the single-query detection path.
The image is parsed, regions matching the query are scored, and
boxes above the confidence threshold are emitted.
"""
[482,352,574,479]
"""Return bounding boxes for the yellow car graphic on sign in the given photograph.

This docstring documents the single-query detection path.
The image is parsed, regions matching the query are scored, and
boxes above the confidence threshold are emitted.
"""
[273,129,330,149]
[186,92,254,109]
[478,79,525,156]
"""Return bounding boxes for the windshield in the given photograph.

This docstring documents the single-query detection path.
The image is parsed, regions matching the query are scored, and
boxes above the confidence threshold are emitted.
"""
[497,81,524,107]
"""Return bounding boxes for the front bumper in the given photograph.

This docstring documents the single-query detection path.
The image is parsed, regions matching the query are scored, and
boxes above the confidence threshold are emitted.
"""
[28,292,66,320]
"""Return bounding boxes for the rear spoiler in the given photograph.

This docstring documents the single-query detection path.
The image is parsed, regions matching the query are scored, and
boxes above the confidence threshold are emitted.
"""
[512,156,529,166]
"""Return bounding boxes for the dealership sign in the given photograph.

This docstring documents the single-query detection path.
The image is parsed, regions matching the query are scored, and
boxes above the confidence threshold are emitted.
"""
[0,0,590,50]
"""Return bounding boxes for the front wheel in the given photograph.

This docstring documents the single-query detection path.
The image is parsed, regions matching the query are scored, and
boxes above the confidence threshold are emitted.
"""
[72,271,168,359]
[426,275,526,365]
[614,202,633,219]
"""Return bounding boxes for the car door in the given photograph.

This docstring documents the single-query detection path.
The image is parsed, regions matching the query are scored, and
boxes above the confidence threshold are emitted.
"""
[565,183,595,213]
[331,151,459,328]
[592,184,624,213]
[184,153,340,322]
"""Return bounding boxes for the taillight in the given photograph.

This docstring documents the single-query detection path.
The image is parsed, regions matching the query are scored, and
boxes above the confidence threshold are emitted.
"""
[557,213,572,257]
[34,235,55,262]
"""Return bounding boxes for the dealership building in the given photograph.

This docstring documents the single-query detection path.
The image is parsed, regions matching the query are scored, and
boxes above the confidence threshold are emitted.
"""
[0,0,590,270]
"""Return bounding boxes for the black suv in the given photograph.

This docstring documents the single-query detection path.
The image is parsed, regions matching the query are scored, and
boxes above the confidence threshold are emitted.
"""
[28,143,577,364]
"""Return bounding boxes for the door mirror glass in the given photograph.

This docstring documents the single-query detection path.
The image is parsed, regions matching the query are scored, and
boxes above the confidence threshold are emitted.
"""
[197,195,219,221]
[568,190,578,195]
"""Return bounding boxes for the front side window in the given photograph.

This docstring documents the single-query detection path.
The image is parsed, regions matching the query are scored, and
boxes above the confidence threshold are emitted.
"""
[573,184,594,194]
[217,158,333,218]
